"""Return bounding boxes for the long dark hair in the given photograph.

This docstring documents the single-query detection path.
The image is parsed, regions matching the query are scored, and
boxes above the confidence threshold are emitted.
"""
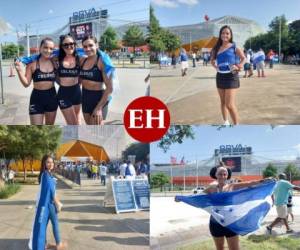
[58,34,77,63]
[38,154,53,184]
[82,35,97,44]
[211,25,233,60]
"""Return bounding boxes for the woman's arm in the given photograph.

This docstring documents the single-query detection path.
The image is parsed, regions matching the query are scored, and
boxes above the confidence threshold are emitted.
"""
[15,61,32,87]
[95,58,113,109]
[236,47,246,70]
[210,52,218,70]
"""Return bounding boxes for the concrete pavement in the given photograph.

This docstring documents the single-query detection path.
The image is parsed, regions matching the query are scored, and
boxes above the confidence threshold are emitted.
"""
[0,175,149,250]
[151,62,300,124]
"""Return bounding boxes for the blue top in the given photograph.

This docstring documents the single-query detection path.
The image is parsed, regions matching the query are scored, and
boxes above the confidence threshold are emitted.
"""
[180,53,188,62]
[216,44,238,73]
[273,180,294,206]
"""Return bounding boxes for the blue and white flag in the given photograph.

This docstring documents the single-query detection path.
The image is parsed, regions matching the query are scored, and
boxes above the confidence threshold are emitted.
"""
[252,51,266,65]
[175,180,276,235]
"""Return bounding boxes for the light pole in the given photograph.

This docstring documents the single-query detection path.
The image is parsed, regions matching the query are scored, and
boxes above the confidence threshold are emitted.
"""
[279,18,282,64]
[0,43,4,104]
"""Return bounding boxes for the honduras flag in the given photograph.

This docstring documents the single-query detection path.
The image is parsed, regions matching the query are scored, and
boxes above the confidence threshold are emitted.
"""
[175,180,276,235]
[252,51,266,65]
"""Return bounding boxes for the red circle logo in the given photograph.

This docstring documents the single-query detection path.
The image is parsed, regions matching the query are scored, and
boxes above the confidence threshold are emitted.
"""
[123,96,170,143]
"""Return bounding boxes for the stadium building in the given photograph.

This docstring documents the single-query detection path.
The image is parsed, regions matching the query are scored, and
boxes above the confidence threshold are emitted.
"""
[166,15,264,51]
[152,144,300,186]
[18,7,148,54]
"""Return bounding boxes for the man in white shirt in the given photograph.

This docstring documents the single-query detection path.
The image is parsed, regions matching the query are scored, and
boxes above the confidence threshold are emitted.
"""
[99,161,107,186]
[120,160,127,178]
[125,161,136,180]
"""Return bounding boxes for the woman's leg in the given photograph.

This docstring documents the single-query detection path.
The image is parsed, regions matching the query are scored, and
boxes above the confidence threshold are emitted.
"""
[49,204,61,245]
[217,88,229,122]
[44,111,57,125]
[30,114,44,125]
[224,89,239,125]
[213,237,225,250]
[226,236,240,250]
[73,104,81,125]
[83,113,92,125]
[60,107,79,125]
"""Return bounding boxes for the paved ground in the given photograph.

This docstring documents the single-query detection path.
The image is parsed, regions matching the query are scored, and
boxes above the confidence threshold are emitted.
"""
[0,63,148,124]
[151,62,300,124]
[0,175,149,250]
[150,194,300,250]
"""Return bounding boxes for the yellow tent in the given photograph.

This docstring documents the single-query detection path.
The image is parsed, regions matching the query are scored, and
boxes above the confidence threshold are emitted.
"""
[10,140,109,172]
[180,36,218,53]
[56,140,109,162]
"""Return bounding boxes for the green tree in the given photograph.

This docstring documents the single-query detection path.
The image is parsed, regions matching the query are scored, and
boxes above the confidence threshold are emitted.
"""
[0,126,61,181]
[262,163,278,178]
[284,164,300,182]
[1,44,23,59]
[122,25,145,55]
[158,125,195,152]
[100,26,119,52]
[161,29,181,52]
[122,143,149,162]
[150,172,170,191]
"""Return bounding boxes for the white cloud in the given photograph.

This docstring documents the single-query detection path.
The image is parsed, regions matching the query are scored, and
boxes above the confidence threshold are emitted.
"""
[293,144,300,152]
[48,9,54,14]
[177,0,199,5]
[151,0,199,8]
[151,0,178,8]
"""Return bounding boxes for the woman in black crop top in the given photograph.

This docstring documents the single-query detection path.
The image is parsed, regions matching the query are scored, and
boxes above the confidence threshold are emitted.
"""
[15,37,58,125]
[54,34,81,125]
[79,35,113,125]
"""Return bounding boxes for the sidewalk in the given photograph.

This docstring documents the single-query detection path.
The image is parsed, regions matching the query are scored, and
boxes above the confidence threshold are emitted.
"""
[0,175,149,250]
[151,63,300,124]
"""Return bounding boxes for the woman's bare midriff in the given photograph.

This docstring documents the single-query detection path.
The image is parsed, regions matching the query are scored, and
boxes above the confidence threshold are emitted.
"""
[33,82,55,90]
[59,77,79,87]
[82,80,104,91]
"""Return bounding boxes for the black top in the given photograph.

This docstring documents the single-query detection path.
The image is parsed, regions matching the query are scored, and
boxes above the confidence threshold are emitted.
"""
[79,55,104,82]
[32,57,56,83]
[57,56,80,78]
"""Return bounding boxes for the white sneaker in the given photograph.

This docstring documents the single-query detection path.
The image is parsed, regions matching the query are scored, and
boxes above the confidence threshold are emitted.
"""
[223,120,230,126]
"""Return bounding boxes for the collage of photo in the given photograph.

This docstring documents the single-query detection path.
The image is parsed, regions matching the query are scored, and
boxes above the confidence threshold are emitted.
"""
[1,0,300,250]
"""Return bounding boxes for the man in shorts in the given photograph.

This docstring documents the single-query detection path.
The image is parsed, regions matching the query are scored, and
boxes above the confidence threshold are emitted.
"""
[266,173,300,234]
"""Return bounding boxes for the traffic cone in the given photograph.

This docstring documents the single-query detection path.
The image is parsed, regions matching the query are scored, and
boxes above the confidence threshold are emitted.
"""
[9,64,15,77]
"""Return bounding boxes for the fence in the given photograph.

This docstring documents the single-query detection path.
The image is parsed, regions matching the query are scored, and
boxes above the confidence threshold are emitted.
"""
[56,168,81,185]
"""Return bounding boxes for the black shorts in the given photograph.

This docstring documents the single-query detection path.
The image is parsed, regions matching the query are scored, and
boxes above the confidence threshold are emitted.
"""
[82,88,108,119]
[57,84,81,110]
[216,72,240,89]
[29,87,58,115]
[209,216,237,238]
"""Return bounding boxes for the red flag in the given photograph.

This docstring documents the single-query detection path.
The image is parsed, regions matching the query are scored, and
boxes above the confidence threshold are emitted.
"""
[204,15,209,21]
[170,156,177,164]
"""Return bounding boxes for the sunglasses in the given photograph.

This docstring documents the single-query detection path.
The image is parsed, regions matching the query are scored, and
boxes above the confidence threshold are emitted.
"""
[62,42,75,48]
[83,44,94,49]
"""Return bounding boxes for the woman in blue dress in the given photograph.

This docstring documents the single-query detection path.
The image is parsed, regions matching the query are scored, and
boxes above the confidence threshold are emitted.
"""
[210,26,245,125]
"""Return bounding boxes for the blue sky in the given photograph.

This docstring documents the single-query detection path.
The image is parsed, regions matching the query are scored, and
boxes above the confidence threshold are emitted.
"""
[0,0,149,43]
[151,0,300,29]
[150,126,300,163]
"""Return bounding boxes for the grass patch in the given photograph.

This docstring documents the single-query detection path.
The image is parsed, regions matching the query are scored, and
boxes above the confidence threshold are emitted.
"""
[178,235,300,250]
[0,183,21,199]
